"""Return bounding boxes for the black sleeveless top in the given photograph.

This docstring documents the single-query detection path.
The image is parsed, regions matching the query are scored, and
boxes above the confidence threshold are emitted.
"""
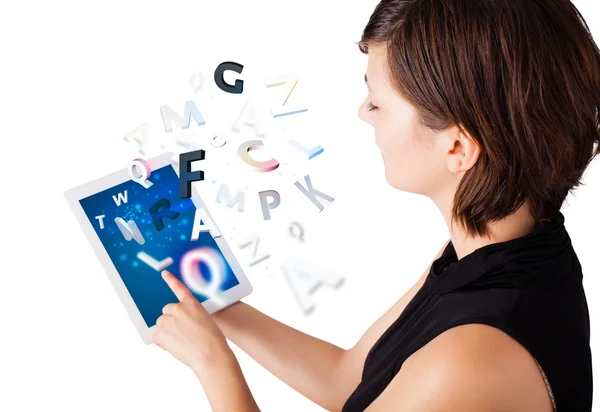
[342,212,592,411]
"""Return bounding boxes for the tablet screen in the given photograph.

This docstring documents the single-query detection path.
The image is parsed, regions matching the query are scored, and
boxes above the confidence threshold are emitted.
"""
[79,164,239,327]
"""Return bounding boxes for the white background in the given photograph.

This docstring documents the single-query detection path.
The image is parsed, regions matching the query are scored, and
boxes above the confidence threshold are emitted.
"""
[1,0,599,410]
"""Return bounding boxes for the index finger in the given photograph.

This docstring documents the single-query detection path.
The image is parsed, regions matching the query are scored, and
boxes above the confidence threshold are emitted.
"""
[161,270,193,302]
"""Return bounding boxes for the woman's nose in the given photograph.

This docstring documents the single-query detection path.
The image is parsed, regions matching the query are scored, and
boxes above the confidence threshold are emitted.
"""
[358,99,374,126]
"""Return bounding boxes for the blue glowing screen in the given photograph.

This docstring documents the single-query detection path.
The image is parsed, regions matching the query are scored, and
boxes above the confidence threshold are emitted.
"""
[79,165,239,327]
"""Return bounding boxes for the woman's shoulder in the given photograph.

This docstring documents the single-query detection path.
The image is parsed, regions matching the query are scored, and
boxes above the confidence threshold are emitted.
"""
[367,323,554,412]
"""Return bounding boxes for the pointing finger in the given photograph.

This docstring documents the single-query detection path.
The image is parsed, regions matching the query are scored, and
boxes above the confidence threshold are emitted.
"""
[162,270,193,302]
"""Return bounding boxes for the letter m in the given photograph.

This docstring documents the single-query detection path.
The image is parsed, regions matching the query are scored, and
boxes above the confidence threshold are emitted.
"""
[160,100,206,133]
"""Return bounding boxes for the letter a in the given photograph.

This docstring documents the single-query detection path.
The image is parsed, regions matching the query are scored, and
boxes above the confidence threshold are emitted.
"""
[190,207,221,240]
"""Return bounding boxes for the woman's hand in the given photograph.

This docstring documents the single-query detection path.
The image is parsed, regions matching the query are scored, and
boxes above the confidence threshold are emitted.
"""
[154,270,261,411]
[153,270,234,372]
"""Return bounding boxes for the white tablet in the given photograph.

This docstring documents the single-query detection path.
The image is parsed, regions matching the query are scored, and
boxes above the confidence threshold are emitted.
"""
[64,152,253,344]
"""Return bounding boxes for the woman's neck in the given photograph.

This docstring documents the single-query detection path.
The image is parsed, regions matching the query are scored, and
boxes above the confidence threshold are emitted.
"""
[441,201,539,261]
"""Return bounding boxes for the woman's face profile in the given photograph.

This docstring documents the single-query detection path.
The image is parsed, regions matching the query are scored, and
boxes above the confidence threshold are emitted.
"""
[358,43,468,198]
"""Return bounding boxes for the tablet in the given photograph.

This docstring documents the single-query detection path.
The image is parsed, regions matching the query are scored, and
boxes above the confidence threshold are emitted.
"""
[64,152,253,344]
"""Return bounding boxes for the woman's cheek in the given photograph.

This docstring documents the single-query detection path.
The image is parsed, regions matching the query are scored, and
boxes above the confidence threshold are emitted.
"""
[374,116,392,149]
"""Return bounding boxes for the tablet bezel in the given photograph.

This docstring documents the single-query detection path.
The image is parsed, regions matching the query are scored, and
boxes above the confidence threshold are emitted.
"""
[64,152,253,344]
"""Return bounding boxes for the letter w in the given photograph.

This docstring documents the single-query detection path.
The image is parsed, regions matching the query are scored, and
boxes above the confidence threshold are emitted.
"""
[112,190,128,206]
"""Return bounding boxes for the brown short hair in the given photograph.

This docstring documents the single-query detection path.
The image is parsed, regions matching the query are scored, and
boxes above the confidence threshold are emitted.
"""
[359,0,600,238]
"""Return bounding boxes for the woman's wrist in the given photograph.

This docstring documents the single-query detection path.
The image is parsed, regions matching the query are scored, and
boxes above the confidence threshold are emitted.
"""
[190,337,236,377]
[212,301,244,323]
[191,346,259,411]
[211,301,245,337]
[192,302,245,375]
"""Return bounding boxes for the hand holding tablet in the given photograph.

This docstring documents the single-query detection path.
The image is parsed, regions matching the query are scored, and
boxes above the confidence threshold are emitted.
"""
[64,152,253,344]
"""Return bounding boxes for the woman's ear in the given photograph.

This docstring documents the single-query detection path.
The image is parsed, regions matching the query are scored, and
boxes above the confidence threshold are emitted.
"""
[445,128,481,174]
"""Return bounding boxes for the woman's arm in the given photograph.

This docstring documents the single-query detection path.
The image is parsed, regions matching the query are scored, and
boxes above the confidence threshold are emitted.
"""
[213,239,450,411]
[364,323,555,412]
[192,347,260,412]
[213,301,347,410]
[153,270,262,411]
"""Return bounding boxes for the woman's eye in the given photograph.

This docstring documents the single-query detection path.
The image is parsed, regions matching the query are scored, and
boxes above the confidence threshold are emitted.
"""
[367,102,378,111]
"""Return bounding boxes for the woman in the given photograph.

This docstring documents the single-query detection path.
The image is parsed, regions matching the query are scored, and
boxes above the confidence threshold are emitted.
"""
[152,0,600,410]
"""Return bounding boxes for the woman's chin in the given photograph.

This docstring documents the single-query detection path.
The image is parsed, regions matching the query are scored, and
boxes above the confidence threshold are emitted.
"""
[383,168,399,189]
[383,169,413,192]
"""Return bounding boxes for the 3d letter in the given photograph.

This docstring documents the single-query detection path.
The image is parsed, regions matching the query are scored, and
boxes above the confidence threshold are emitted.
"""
[160,100,206,133]
[137,252,173,272]
[294,175,335,212]
[112,190,128,206]
[216,184,245,212]
[128,158,153,189]
[180,247,226,303]
[237,235,270,267]
[148,198,181,232]
[231,99,268,137]
[123,123,154,155]
[258,190,281,220]
[238,140,279,172]
[264,72,308,118]
[214,61,244,94]
[190,71,204,94]
[289,140,324,160]
[191,207,221,240]
[281,256,345,316]
[114,217,145,245]
[180,149,205,198]
[210,135,227,147]
[95,215,106,229]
